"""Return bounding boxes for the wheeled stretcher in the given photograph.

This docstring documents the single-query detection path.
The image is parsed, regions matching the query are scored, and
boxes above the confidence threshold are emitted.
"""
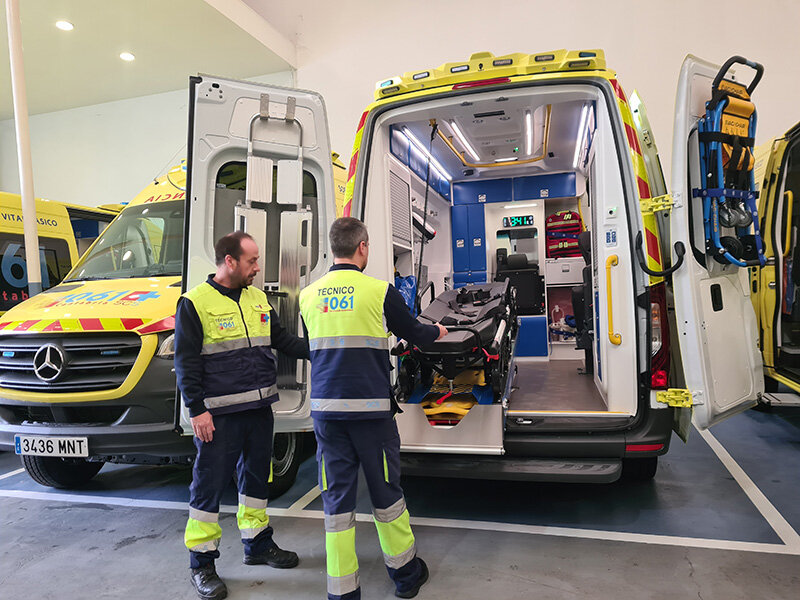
[392,281,517,423]
[694,55,766,268]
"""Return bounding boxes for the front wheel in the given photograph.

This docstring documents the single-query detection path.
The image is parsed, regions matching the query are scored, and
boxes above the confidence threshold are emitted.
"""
[21,455,104,488]
[269,432,303,499]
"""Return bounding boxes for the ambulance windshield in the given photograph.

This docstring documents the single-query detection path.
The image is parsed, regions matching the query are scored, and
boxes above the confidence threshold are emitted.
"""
[66,201,184,281]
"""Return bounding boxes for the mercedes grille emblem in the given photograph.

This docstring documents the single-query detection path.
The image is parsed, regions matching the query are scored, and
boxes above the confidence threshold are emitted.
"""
[33,344,65,382]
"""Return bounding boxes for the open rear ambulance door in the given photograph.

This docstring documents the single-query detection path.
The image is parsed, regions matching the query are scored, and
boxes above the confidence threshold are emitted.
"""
[182,75,337,436]
[669,55,764,429]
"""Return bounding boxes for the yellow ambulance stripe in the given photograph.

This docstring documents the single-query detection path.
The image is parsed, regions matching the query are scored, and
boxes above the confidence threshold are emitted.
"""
[611,79,664,284]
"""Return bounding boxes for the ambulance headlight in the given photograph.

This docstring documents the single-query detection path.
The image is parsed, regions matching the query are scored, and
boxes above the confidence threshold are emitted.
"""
[156,332,175,360]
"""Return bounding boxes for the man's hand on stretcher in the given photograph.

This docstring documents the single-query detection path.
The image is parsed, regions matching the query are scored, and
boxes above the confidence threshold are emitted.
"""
[436,323,448,340]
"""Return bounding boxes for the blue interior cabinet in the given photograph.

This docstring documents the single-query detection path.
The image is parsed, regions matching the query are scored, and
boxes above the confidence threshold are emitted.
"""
[451,204,486,287]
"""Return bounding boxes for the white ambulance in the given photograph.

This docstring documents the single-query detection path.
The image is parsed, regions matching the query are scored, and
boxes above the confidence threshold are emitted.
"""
[186,49,763,482]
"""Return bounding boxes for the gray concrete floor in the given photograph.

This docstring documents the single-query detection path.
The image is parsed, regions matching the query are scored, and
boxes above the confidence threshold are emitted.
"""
[2,496,798,600]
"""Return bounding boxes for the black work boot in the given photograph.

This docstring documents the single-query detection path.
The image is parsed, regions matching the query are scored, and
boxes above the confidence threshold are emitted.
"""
[396,558,429,598]
[190,563,227,600]
[243,544,300,568]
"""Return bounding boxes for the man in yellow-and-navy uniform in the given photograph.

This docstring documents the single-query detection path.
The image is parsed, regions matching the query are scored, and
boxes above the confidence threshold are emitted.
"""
[175,231,309,600]
[299,217,447,600]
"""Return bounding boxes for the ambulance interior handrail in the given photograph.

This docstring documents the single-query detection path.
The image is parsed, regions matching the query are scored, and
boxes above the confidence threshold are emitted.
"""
[783,191,794,258]
[635,231,685,278]
[415,281,436,315]
[712,55,764,96]
[605,255,622,346]
[248,94,304,159]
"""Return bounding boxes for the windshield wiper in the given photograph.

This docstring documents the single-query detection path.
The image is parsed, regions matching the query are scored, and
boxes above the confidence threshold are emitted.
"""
[63,276,111,283]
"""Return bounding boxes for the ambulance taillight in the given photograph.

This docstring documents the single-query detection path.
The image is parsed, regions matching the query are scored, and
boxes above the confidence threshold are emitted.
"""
[649,282,669,389]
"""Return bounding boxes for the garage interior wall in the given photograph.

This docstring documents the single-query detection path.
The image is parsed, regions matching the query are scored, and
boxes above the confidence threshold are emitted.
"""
[0,71,293,207]
[2,0,799,206]
[246,0,800,179]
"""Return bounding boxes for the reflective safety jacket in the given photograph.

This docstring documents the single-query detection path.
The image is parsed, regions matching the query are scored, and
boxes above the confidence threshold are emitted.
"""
[180,280,278,414]
[299,264,439,420]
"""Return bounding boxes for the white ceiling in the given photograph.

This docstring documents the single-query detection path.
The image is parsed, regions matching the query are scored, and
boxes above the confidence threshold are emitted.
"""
[0,0,292,120]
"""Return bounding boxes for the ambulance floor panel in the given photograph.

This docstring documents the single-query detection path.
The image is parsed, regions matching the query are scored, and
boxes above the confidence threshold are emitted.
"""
[508,360,606,411]
[1,408,799,599]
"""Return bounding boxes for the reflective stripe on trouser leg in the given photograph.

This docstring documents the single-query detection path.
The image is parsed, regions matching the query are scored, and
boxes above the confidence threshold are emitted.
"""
[325,511,359,596]
[185,507,222,553]
[373,498,416,569]
[237,494,270,539]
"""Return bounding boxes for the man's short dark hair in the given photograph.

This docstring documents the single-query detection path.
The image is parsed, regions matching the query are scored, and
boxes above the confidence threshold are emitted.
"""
[329,217,369,258]
[214,231,254,266]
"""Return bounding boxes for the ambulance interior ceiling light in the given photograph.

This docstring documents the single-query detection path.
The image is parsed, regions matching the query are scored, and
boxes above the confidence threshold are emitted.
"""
[525,110,532,155]
[504,202,538,209]
[449,120,480,162]
[572,104,590,169]
[55,20,74,31]
[494,157,518,163]
[401,127,452,181]
[120,52,136,62]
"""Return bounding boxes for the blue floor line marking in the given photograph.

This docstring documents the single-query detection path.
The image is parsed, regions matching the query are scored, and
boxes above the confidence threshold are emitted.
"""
[2,409,797,547]
[302,427,782,544]
[0,453,319,510]
[709,408,800,535]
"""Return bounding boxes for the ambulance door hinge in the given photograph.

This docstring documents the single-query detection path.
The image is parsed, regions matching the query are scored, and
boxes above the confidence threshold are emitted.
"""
[640,194,675,215]
[655,388,694,408]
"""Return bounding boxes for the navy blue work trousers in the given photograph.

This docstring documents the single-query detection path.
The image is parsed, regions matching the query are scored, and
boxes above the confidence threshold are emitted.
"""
[187,406,276,568]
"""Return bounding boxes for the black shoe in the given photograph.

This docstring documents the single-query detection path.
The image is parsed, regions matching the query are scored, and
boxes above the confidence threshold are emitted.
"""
[190,564,228,600]
[243,544,300,569]
[395,558,429,598]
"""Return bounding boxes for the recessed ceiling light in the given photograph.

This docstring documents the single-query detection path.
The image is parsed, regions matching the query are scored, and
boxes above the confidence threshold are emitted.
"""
[119,52,135,62]
[55,20,74,31]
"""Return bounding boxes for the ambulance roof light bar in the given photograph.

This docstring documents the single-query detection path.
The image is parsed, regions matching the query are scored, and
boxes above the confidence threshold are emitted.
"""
[402,127,452,181]
[375,49,606,100]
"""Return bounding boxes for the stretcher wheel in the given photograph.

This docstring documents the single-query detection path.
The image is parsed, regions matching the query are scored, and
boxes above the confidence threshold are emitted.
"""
[398,357,419,399]
[733,201,753,227]
[719,204,738,228]
[710,236,743,265]
[490,334,511,398]
[740,235,760,261]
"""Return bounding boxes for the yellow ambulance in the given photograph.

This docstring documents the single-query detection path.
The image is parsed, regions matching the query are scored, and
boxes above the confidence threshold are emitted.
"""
[0,157,345,492]
[752,121,800,403]
[0,194,117,315]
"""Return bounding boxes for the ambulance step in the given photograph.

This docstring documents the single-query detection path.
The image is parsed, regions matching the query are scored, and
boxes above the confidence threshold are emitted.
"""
[400,454,621,483]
